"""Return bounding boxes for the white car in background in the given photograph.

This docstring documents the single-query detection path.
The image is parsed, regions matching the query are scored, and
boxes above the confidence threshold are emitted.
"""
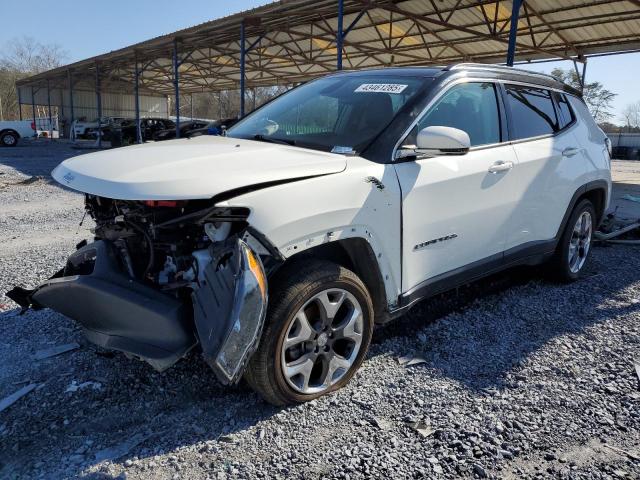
[8,64,611,405]
[0,120,37,147]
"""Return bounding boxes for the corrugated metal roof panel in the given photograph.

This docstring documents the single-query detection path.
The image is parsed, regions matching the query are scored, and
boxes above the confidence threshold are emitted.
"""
[16,0,640,95]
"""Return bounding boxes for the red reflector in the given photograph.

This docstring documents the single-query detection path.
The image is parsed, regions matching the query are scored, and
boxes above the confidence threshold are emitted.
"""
[143,200,181,208]
[31,122,36,130]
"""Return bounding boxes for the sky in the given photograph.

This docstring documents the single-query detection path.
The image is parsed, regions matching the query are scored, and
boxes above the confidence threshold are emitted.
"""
[2,0,638,123]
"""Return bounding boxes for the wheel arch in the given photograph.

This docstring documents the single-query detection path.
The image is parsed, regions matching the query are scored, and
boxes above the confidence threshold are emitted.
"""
[0,129,20,138]
[268,237,391,325]
[556,180,609,238]
[580,185,606,226]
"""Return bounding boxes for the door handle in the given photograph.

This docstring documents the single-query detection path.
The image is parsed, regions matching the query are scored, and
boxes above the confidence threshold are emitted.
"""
[488,161,514,173]
[562,147,579,157]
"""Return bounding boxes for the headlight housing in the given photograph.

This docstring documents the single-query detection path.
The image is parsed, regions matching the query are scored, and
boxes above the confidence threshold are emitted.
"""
[192,238,268,384]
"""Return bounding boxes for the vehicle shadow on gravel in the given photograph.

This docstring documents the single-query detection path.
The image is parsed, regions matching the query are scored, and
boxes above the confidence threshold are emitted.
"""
[1,245,637,478]
[372,244,639,392]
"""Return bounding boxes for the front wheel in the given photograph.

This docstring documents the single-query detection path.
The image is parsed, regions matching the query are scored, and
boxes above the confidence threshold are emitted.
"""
[549,199,596,282]
[1,131,18,147]
[245,260,374,405]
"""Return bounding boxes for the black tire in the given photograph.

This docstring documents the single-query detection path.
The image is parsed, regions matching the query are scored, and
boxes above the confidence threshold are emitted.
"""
[549,199,596,282]
[245,260,374,405]
[1,131,19,147]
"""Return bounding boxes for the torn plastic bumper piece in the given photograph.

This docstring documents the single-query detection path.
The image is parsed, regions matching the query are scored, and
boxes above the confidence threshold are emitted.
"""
[7,240,196,371]
[192,238,268,385]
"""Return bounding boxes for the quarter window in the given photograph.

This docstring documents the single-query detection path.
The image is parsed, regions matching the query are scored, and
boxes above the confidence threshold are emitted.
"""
[505,85,559,139]
[555,93,575,130]
[407,82,501,147]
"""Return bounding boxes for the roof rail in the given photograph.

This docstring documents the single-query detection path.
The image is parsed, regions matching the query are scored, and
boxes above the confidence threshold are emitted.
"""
[444,63,561,83]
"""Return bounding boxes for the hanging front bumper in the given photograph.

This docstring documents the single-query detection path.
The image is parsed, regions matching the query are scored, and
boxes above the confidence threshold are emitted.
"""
[7,240,196,371]
[6,237,268,380]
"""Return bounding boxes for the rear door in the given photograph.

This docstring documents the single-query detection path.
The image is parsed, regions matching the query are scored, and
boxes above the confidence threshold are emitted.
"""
[502,84,588,251]
[394,81,520,294]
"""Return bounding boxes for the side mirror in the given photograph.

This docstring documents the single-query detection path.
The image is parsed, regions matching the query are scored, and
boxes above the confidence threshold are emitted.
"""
[416,126,471,154]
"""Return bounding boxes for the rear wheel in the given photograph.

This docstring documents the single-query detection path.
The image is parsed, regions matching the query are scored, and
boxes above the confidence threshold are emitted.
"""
[549,199,595,282]
[1,131,18,147]
[245,260,374,405]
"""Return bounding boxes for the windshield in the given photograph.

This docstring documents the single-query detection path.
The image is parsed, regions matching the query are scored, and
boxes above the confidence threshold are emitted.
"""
[227,74,429,153]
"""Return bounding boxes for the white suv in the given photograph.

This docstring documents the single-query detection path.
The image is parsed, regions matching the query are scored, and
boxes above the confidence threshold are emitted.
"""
[8,64,611,405]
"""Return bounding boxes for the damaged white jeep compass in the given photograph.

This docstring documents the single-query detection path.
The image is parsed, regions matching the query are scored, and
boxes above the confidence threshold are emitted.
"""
[8,64,611,405]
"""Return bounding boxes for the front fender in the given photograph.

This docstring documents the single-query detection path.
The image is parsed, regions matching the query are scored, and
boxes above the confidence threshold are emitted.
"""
[219,157,402,308]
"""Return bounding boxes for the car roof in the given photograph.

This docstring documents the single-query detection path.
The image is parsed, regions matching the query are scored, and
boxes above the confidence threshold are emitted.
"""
[329,63,580,96]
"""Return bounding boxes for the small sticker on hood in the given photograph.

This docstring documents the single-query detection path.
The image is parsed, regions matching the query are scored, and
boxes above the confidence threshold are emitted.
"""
[331,146,356,155]
[355,83,408,94]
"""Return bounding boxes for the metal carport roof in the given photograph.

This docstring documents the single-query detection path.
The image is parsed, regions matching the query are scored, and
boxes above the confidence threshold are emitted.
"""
[15,0,640,140]
[17,0,640,95]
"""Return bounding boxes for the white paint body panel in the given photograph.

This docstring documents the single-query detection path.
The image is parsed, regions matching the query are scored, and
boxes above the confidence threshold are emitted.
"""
[395,144,520,292]
[506,131,587,249]
[52,135,346,200]
[0,120,36,139]
[568,97,612,204]
[223,156,402,304]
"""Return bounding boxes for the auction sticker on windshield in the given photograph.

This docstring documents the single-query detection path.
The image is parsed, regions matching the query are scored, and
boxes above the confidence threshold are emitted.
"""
[355,84,408,94]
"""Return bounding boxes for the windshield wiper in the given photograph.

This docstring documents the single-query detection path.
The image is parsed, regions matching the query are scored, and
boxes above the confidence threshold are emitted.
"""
[252,134,296,146]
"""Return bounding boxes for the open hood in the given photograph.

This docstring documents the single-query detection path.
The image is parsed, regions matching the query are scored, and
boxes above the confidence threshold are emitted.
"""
[52,136,347,200]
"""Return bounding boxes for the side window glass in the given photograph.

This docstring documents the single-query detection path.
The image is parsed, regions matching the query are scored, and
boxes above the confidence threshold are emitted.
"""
[506,86,559,139]
[406,82,501,147]
[556,93,575,130]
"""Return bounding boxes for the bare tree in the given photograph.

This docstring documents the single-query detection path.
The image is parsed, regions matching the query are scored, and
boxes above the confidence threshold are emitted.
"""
[0,36,68,120]
[178,85,291,121]
[621,101,640,132]
[551,67,617,123]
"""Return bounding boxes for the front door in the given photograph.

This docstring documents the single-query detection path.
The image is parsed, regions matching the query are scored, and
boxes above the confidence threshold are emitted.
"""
[394,81,519,294]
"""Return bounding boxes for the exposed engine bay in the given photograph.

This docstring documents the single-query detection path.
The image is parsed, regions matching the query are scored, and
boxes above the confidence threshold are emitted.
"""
[86,195,248,292]
[8,195,276,384]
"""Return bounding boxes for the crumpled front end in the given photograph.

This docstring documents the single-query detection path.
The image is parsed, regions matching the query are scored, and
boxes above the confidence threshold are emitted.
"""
[7,196,275,383]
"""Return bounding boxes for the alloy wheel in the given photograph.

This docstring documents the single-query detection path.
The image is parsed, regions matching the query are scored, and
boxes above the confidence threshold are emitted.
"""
[280,288,363,394]
[568,211,592,273]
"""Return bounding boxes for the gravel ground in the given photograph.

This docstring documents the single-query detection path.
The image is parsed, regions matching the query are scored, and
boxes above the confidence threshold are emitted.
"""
[1,142,639,479]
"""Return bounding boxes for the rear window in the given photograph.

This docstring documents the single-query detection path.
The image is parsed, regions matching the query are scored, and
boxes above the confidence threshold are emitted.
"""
[505,85,559,139]
[555,93,575,130]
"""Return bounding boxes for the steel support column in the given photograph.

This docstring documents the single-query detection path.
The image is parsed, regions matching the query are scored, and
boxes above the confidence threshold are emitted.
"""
[47,79,52,138]
[240,30,264,118]
[31,86,36,131]
[506,0,523,66]
[134,58,142,144]
[95,62,102,148]
[337,0,344,70]
[68,70,74,129]
[173,39,181,138]
[573,59,588,94]
[581,61,588,93]
[240,22,246,118]
[17,87,22,121]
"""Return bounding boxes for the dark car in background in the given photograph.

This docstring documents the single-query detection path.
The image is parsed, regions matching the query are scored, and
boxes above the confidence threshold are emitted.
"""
[87,117,176,146]
[612,146,640,160]
[122,118,176,144]
[187,118,240,138]
[153,120,209,141]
